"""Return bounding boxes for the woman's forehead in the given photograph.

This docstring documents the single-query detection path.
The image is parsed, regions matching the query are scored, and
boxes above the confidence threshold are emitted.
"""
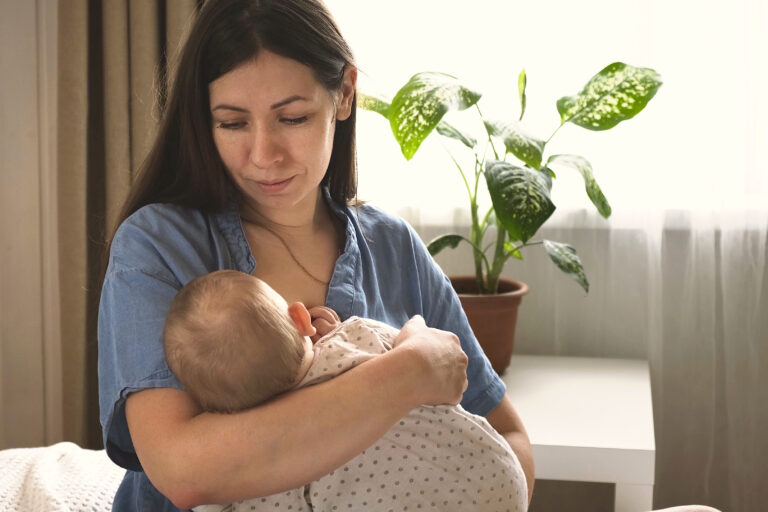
[208,51,326,108]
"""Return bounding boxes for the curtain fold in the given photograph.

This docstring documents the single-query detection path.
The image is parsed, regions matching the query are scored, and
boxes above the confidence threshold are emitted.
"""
[57,0,92,448]
[56,0,197,449]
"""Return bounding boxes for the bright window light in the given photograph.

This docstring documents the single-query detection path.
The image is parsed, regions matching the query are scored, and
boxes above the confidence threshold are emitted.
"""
[325,0,768,220]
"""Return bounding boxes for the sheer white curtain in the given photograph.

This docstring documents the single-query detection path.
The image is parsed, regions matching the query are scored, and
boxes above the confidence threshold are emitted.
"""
[326,0,768,510]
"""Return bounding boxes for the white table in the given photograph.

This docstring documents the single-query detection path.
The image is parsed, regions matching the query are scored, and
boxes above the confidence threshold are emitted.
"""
[502,355,656,512]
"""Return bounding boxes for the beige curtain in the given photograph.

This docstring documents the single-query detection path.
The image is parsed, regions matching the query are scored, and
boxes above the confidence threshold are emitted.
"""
[57,0,197,449]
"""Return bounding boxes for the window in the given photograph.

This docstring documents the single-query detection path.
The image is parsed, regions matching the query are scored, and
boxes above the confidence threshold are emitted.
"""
[327,0,768,221]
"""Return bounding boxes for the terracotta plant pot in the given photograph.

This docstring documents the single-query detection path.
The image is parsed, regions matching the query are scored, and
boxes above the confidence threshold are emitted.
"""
[450,276,529,375]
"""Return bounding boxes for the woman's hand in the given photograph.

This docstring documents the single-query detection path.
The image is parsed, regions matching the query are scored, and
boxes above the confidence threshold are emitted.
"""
[392,315,468,406]
[307,306,341,343]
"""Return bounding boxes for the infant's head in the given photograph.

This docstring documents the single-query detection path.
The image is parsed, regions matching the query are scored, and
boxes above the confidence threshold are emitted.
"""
[164,270,315,413]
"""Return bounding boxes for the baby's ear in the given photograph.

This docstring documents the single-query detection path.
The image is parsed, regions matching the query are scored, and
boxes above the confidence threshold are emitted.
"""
[288,302,317,337]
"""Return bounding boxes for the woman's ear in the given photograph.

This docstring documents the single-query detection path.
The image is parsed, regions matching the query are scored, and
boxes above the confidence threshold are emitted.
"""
[335,65,358,121]
[288,302,317,337]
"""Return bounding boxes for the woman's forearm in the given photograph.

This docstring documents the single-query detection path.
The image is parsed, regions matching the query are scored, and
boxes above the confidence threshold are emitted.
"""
[127,346,425,509]
[485,395,535,505]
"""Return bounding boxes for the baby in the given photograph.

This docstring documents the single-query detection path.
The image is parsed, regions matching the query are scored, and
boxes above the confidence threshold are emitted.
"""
[164,270,527,512]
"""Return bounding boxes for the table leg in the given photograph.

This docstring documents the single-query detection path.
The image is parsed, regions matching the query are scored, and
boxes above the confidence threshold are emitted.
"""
[615,483,654,512]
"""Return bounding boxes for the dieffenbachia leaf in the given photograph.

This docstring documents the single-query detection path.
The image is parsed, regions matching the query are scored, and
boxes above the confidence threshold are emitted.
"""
[359,92,476,150]
[539,166,554,191]
[556,62,662,130]
[427,234,470,256]
[543,240,590,293]
[484,120,545,169]
[504,241,524,260]
[518,68,527,121]
[358,92,391,117]
[547,154,611,218]
[485,159,555,243]
[435,122,477,149]
[389,72,482,160]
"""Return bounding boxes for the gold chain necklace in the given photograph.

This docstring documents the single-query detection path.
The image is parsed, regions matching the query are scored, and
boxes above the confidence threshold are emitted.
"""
[262,224,331,286]
[241,215,333,286]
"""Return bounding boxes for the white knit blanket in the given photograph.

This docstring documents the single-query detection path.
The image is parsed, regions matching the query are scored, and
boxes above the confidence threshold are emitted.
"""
[0,442,125,512]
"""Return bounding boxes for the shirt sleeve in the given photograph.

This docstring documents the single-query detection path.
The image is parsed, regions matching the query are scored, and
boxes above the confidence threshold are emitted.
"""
[97,209,192,471]
[404,223,507,417]
[98,264,184,470]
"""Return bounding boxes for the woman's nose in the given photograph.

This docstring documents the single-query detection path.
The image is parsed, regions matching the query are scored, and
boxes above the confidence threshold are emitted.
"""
[249,127,283,168]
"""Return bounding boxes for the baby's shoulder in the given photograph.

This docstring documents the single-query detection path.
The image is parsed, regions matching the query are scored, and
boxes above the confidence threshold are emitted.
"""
[341,317,398,348]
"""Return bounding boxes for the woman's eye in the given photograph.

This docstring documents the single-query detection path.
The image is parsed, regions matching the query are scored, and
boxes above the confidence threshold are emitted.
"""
[217,121,246,130]
[282,116,308,126]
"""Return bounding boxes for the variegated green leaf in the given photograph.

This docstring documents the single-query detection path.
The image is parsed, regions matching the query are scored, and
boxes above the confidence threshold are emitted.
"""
[389,72,482,160]
[539,167,554,191]
[358,92,390,117]
[427,234,468,256]
[504,241,524,260]
[436,121,477,149]
[484,120,545,169]
[547,154,611,218]
[543,240,589,293]
[485,160,555,243]
[556,62,662,130]
[358,92,475,150]
[542,166,557,179]
[518,68,527,121]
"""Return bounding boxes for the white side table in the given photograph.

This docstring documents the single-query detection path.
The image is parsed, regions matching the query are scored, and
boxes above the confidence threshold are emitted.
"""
[502,355,656,512]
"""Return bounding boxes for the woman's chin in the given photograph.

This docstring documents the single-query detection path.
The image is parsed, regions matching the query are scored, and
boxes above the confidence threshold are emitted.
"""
[241,184,322,220]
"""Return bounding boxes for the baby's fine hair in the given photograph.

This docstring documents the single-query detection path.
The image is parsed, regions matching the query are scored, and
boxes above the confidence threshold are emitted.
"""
[164,270,306,412]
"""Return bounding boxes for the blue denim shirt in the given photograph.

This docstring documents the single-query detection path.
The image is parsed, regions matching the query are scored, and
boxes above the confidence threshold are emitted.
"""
[98,190,506,511]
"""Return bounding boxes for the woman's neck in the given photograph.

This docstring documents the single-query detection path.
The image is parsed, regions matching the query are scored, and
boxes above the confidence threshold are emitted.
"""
[239,188,330,237]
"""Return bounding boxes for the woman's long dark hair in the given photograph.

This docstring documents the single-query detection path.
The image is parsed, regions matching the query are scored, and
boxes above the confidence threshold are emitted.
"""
[110,0,357,243]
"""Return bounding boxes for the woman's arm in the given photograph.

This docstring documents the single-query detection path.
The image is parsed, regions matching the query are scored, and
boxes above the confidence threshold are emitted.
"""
[486,395,535,505]
[126,315,467,509]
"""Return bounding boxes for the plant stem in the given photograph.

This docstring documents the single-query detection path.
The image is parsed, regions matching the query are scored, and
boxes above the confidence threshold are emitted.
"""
[442,143,473,201]
[546,121,564,144]
[475,104,499,160]
[469,200,485,292]
[486,221,508,293]
[479,205,494,238]
[512,240,545,253]
[440,142,488,291]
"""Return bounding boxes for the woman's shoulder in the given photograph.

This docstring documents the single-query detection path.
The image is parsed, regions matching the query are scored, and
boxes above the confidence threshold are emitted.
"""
[348,202,417,242]
[116,202,209,236]
[109,202,234,277]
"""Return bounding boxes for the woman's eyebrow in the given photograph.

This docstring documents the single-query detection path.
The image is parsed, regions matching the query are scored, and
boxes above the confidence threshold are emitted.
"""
[211,104,249,113]
[211,96,309,113]
[270,95,309,109]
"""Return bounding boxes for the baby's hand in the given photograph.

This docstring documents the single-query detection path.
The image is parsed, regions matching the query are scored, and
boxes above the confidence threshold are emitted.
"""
[307,306,341,343]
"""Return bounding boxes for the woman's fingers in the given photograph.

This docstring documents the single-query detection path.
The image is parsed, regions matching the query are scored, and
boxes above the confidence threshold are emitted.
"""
[392,315,426,347]
[393,315,468,406]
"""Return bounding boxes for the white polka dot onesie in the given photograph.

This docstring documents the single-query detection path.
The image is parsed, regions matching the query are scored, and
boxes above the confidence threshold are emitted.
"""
[198,317,527,512]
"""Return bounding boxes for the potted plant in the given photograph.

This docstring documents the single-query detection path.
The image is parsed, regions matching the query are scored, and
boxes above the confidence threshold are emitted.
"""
[359,62,662,373]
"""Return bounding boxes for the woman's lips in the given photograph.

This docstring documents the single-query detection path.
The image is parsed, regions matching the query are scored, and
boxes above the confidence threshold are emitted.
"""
[256,176,294,194]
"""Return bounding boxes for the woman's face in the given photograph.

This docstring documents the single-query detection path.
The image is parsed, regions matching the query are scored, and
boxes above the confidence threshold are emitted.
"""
[209,50,355,218]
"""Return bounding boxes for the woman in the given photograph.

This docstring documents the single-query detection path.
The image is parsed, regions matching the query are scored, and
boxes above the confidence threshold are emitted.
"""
[98,0,534,510]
